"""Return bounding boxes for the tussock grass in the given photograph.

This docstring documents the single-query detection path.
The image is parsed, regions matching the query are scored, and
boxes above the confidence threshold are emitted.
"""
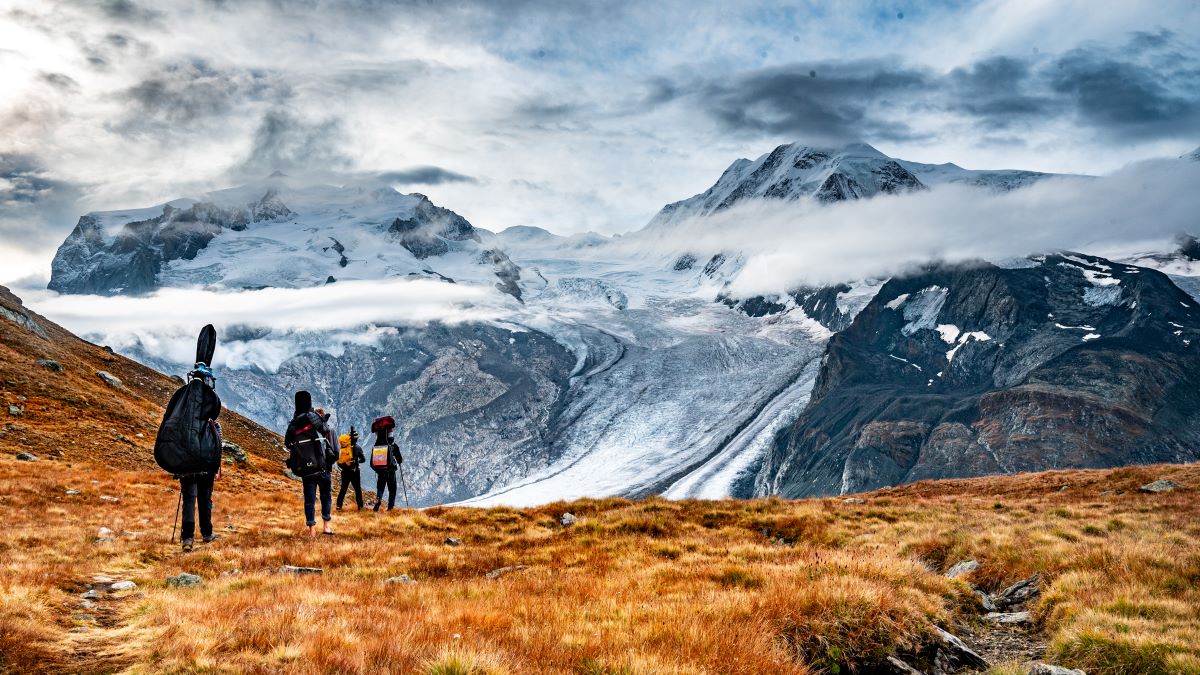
[0,458,1196,673]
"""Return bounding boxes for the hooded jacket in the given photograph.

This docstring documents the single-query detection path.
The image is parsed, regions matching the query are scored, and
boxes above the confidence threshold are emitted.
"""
[285,390,331,470]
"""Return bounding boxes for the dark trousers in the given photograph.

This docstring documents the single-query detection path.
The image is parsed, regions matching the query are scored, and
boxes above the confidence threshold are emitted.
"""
[375,469,397,509]
[302,471,333,526]
[337,467,363,509]
[180,474,214,541]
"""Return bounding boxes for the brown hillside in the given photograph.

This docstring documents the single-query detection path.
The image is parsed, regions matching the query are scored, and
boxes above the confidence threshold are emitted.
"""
[0,285,286,487]
[0,286,1197,674]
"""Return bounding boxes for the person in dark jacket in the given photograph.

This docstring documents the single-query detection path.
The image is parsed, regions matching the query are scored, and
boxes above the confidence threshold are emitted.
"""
[336,427,366,510]
[286,391,335,536]
[369,427,402,511]
[180,362,221,552]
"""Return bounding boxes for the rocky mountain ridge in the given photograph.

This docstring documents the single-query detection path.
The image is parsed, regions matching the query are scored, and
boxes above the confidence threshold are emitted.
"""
[759,253,1200,497]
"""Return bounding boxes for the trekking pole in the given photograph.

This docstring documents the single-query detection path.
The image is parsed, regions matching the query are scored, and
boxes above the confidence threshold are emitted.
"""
[398,464,410,508]
[171,491,182,543]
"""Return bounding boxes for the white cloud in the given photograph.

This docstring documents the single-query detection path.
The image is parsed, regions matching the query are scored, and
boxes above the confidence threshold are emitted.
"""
[624,158,1200,295]
[22,277,505,371]
[1,0,1197,285]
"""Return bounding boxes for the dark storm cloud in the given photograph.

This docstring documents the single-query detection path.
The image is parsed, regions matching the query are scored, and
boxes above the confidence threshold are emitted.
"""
[944,56,1063,128]
[1048,43,1200,141]
[96,0,162,24]
[326,61,440,91]
[39,72,81,92]
[375,167,477,185]
[114,60,290,134]
[687,59,934,143]
[670,31,1200,144]
[236,109,352,178]
[0,155,84,251]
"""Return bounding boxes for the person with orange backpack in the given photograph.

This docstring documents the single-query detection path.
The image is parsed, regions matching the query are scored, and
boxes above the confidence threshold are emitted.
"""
[368,416,402,511]
[336,427,366,510]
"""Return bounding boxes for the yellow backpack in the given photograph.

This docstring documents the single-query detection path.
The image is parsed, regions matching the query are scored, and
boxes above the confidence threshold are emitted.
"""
[337,434,354,466]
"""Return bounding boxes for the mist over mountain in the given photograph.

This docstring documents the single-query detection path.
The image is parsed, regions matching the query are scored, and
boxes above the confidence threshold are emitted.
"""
[30,141,1200,505]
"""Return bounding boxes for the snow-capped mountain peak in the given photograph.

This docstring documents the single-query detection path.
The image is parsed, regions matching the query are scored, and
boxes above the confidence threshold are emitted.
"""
[47,180,504,297]
[645,141,925,230]
[644,140,1083,232]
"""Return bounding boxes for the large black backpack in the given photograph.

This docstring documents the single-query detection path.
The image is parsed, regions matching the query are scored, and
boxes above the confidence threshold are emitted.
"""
[154,325,221,476]
[285,413,326,477]
[154,378,222,475]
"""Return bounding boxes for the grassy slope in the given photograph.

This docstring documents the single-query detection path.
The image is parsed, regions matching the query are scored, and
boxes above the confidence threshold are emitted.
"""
[0,285,285,484]
[1,288,1198,674]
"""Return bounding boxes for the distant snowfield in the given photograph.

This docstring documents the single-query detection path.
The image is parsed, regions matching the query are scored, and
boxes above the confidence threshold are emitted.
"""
[23,151,1200,504]
[27,224,832,503]
[450,242,831,505]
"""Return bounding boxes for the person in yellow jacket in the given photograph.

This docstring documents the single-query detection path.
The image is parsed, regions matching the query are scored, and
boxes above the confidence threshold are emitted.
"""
[336,427,366,510]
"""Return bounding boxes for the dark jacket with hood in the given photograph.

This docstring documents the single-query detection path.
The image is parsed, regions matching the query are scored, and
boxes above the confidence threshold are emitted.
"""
[285,390,332,471]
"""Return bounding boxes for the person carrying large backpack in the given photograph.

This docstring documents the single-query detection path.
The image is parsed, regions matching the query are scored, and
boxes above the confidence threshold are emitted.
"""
[336,427,366,510]
[154,325,223,553]
[285,391,336,536]
[368,416,402,511]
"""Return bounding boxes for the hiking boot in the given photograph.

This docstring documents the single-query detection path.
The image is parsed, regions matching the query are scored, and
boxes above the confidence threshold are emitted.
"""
[181,538,194,552]
[372,501,381,512]
[202,534,220,544]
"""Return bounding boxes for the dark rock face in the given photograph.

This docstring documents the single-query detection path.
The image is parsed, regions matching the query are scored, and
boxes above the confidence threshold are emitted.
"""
[813,160,923,203]
[760,254,1200,497]
[213,323,574,506]
[1178,234,1200,261]
[389,194,480,259]
[48,194,292,296]
[484,249,523,301]
[721,284,859,332]
[673,254,697,271]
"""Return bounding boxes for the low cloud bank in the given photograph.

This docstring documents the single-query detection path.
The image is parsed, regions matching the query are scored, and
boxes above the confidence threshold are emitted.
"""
[627,158,1200,296]
[24,278,504,371]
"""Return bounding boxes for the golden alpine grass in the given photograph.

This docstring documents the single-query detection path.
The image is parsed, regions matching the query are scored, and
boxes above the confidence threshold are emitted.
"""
[0,459,1196,674]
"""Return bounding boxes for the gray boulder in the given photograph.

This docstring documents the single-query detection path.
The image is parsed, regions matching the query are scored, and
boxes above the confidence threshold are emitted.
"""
[560,513,577,527]
[167,573,203,588]
[7,405,23,417]
[96,371,123,389]
[945,560,978,579]
[1029,665,1086,675]
[931,626,989,673]
[885,655,925,674]
[110,580,137,591]
[16,452,36,462]
[1139,479,1180,494]
[221,440,249,465]
[485,564,526,580]
[280,565,322,575]
[444,537,463,547]
[985,611,1031,624]
[995,572,1041,609]
[975,590,997,612]
[35,359,62,372]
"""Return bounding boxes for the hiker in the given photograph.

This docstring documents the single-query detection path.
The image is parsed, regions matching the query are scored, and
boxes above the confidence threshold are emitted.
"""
[336,427,366,510]
[368,416,402,511]
[284,391,336,536]
[154,325,224,553]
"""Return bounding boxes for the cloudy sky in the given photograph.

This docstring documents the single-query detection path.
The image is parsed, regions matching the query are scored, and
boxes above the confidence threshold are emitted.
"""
[2,0,1199,284]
